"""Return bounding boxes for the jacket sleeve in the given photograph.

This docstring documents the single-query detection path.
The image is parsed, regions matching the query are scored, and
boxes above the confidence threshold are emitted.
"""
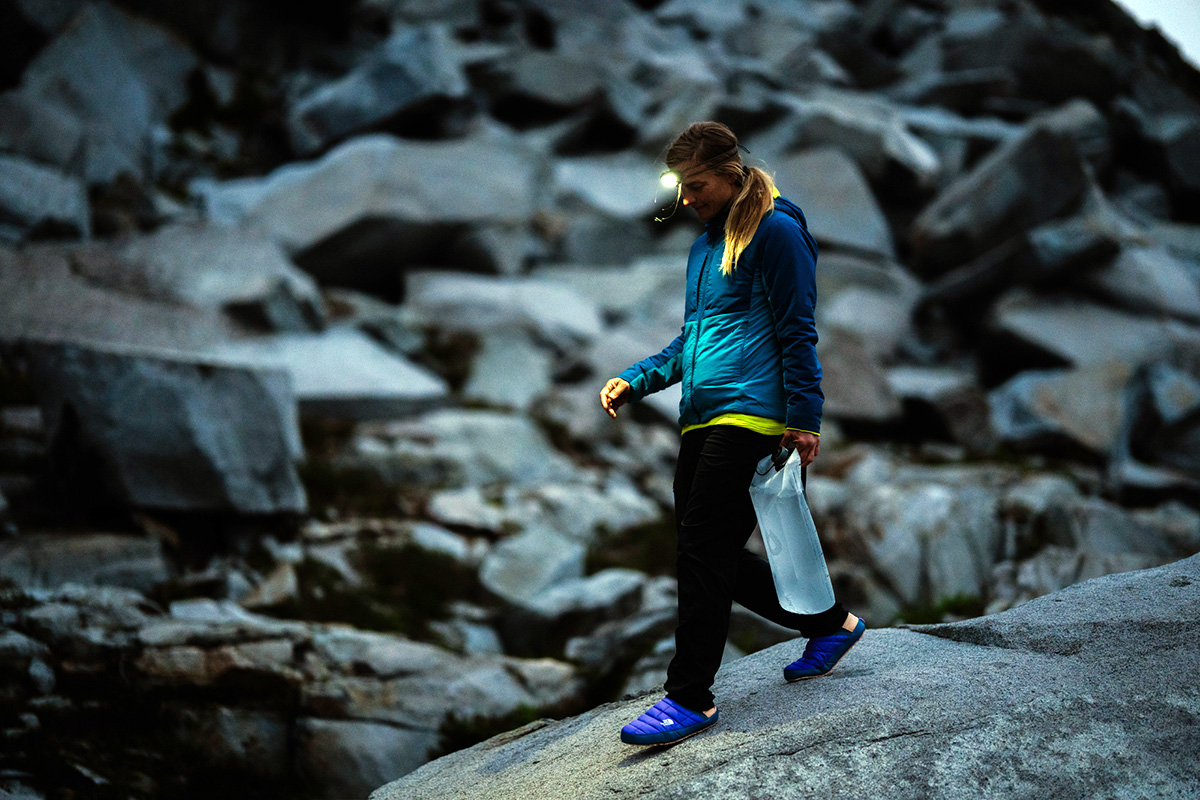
[759,217,823,433]
[617,330,684,401]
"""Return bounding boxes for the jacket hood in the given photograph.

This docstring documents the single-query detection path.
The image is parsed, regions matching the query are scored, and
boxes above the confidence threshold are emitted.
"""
[704,195,815,254]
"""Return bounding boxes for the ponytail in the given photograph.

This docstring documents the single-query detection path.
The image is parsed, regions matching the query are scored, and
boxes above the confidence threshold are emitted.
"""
[663,121,776,276]
[721,166,775,276]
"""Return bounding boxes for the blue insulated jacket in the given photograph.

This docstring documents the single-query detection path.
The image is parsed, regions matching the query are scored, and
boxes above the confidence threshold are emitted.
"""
[617,196,823,433]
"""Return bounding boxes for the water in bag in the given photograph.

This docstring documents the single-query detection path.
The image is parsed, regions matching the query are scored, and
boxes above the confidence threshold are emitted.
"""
[748,449,835,615]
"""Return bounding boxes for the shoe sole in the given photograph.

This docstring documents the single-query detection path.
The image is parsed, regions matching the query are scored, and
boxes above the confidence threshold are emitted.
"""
[784,630,863,683]
[620,718,718,747]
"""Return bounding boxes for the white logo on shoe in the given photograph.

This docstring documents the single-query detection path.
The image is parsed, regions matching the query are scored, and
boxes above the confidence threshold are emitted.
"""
[661,718,675,726]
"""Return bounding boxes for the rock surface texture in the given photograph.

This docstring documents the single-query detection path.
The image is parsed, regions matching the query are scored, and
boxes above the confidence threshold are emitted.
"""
[372,554,1200,800]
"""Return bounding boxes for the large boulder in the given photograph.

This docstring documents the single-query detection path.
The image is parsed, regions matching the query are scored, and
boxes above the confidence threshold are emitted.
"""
[817,329,902,423]
[212,328,448,420]
[194,132,543,255]
[24,341,306,513]
[16,2,196,183]
[911,126,1091,276]
[753,89,941,191]
[988,362,1134,458]
[0,245,240,355]
[477,527,586,606]
[0,154,90,242]
[66,224,325,329]
[1081,245,1200,325]
[288,24,469,156]
[989,291,1200,369]
[0,532,169,593]
[372,555,1200,800]
[773,147,896,259]
[347,409,576,489]
[404,271,603,344]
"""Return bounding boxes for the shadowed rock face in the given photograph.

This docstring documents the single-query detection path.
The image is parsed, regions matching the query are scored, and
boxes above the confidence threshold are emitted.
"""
[371,553,1200,800]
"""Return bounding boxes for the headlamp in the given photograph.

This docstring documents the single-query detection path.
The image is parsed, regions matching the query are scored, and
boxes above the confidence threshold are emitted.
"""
[660,171,680,190]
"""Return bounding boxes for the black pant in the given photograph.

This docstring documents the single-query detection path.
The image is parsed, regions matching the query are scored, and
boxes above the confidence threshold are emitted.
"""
[664,425,846,713]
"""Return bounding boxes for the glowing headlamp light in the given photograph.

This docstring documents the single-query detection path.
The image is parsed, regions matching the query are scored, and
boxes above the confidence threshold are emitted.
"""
[660,171,681,190]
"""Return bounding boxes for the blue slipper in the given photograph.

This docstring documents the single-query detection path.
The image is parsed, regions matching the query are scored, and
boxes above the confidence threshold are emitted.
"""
[620,698,717,746]
[784,618,865,682]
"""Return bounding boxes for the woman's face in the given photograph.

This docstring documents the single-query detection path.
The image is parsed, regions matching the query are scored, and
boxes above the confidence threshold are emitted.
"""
[679,162,738,222]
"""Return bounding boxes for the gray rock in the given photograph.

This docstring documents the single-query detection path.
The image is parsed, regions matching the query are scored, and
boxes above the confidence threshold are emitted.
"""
[18,2,196,183]
[462,326,554,412]
[26,341,306,513]
[405,271,602,344]
[501,568,647,656]
[238,563,299,611]
[1082,246,1200,324]
[844,477,1003,606]
[989,291,1200,368]
[10,0,89,34]
[356,409,576,489]
[485,50,606,109]
[533,256,686,326]
[478,527,586,606]
[918,213,1123,312]
[817,329,902,423]
[213,328,447,420]
[1121,104,1200,197]
[553,153,663,219]
[296,717,440,800]
[310,628,452,679]
[911,126,1090,276]
[375,554,1200,800]
[0,90,87,173]
[167,706,289,781]
[563,605,677,670]
[0,154,90,242]
[757,89,941,190]
[0,533,169,593]
[821,286,915,361]
[773,147,895,259]
[619,636,745,700]
[1059,498,1182,559]
[195,131,542,253]
[288,24,468,156]
[988,362,1134,457]
[553,211,657,266]
[301,653,581,734]
[886,366,992,453]
[0,245,243,356]
[66,223,324,325]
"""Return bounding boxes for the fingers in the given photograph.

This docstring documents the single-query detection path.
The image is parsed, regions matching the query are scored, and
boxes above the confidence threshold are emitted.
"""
[599,378,630,419]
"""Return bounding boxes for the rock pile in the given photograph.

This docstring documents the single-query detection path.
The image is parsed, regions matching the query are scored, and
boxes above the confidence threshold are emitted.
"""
[1,0,1199,797]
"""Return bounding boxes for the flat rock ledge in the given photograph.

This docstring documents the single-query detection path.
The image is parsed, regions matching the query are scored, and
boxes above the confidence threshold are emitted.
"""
[372,554,1200,800]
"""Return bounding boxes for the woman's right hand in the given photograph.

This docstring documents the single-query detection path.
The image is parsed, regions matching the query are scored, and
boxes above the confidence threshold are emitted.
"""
[600,378,631,418]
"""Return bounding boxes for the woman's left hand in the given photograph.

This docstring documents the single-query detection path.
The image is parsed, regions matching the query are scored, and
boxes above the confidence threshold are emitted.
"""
[780,430,820,467]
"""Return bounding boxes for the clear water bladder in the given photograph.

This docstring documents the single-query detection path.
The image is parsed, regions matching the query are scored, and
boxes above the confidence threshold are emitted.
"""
[748,449,836,615]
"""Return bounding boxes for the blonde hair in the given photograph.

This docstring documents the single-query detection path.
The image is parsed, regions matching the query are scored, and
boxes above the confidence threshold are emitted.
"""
[665,121,776,276]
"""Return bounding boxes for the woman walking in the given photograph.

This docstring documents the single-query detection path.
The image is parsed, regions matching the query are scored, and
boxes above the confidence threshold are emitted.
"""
[600,121,864,747]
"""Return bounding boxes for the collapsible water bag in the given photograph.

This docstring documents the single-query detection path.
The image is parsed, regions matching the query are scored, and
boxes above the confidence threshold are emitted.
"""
[748,449,835,615]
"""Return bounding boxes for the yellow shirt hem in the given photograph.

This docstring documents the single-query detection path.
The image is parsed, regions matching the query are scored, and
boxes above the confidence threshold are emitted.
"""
[682,414,823,437]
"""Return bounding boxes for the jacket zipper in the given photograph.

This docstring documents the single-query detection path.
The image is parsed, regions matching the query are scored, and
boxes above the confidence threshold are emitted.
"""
[689,244,716,419]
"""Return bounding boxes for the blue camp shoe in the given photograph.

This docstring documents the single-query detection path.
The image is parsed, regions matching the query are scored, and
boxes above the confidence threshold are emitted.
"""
[620,698,717,746]
[784,618,865,682]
